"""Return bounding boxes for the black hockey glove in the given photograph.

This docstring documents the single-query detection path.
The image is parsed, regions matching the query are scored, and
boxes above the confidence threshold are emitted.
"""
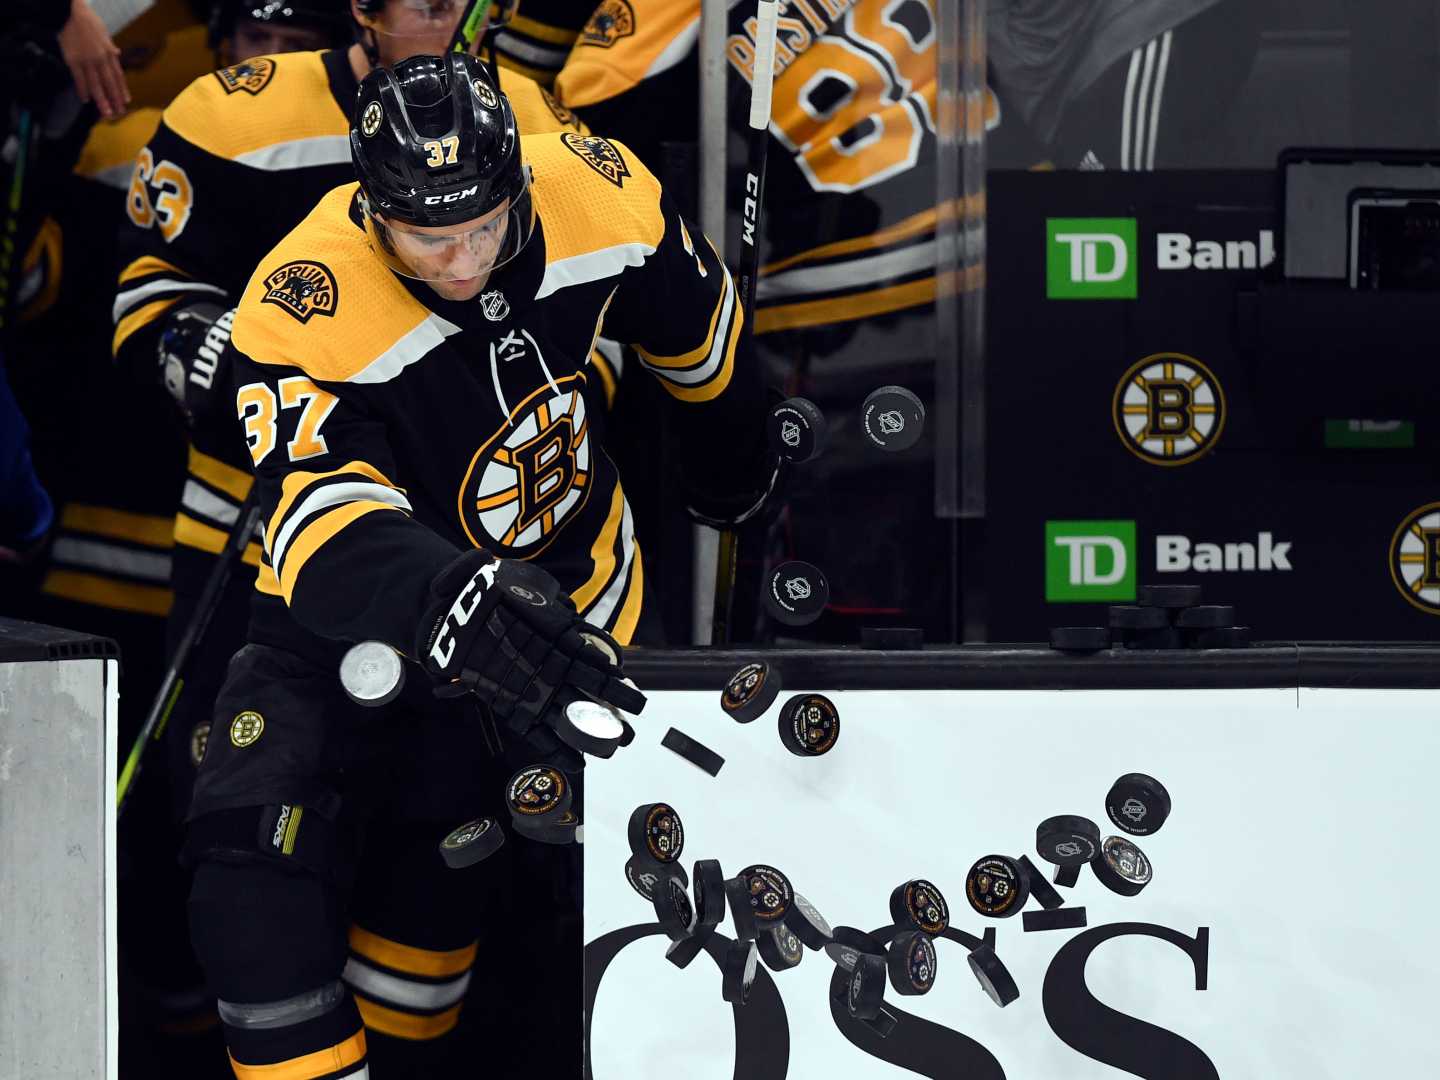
[157,302,234,425]
[416,550,647,739]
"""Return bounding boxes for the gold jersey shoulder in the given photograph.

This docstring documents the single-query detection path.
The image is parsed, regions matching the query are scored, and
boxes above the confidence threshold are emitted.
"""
[555,0,698,109]
[231,184,429,384]
[161,50,348,164]
[526,132,665,266]
[495,66,588,135]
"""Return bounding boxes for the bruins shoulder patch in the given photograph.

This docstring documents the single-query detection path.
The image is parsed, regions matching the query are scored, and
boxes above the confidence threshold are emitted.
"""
[580,0,636,48]
[261,261,339,324]
[215,57,276,96]
[561,133,631,188]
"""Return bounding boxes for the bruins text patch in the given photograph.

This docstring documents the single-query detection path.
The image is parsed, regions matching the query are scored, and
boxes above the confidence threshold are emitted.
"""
[262,261,339,324]
[580,0,636,48]
[215,58,276,96]
[561,134,631,188]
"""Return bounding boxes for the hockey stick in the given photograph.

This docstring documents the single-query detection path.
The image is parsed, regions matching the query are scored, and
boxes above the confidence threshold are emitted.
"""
[710,0,780,646]
[0,109,33,335]
[448,0,494,54]
[116,491,262,818]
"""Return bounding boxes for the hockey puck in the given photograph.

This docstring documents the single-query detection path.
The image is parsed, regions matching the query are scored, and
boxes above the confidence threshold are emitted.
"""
[765,560,829,626]
[860,627,924,650]
[1187,625,1250,648]
[691,859,726,936]
[967,943,1019,1007]
[548,695,627,758]
[660,727,725,776]
[1121,626,1183,650]
[885,931,937,996]
[888,879,949,936]
[1175,604,1237,629]
[861,385,926,452]
[757,923,805,972]
[1140,584,1202,609]
[665,932,707,970]
[1023,906,1088,933]
[965,855,1030,918]
[623,854,683,902]
[1054,864,1081,888]
[1108,605,1169,630]
[511,809,580,845]
[734,864,793,928]
[721,661,781,724]
[1036,814,1102,867]
[438,817,504,869]
[825,926,884,972]
[654,873,697,941]
[721,940,760,1005]
[505,764,572,822]
[1093,835,1153,897]
[847,952,888,1019]
[767,396,828,463]
[1018,855,1064,910]
[1049,626,1110,652]
[724,877,758,940]
[778,693,840,757]
[1106,773,1172,836]
[627,803,684,865]
[339,641,405,707]
[784,892,834,950]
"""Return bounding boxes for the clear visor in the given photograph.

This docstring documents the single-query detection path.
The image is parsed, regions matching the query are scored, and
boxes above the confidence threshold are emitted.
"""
[363,192,535,284]
[369,0,493,41]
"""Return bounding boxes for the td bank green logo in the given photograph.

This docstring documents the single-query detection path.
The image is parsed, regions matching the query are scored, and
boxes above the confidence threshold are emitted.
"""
[1047,218,1138,299]
[1046,520,1137,601]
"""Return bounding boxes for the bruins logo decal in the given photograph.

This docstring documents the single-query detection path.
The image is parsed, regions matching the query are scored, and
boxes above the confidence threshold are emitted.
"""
[473,78,499,110]
[261,261,338,324]
[561,133,631,188]
[230,711,264,748]
[580,0,636,48]
[458,374,592,559]
[360,100,383,137]
[215,57,276,96]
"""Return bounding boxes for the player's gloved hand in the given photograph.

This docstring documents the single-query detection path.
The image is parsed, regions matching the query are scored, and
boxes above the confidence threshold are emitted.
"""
[157,302,235,425]
[416,549,646,736]
[684,453,786,529]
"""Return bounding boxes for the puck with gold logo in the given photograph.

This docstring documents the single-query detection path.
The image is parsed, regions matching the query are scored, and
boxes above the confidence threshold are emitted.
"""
[721,660,781,724]
[778,693,840,757]
[439,817,505,869]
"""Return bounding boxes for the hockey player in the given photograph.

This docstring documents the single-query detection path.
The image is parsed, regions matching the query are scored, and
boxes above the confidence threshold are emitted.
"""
[487,0,594,86]
[183,53,770,1076]
[208,0,354,65]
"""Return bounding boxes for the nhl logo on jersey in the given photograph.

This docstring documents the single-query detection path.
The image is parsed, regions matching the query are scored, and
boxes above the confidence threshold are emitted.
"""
[261,260,339,324]
[480,290,510,322]
[459,374,593,558]
[361,100,383,138]
[580,0,635,48]
[561,134,631,188]
[214,57,276,96]
[472,79,499,110]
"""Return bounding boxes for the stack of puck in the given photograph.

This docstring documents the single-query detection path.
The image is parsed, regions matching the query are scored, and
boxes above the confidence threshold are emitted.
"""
[505,764,580,845]
[1028,773,1170,901]
[624,802,687,904]
[1050,584,1249,652]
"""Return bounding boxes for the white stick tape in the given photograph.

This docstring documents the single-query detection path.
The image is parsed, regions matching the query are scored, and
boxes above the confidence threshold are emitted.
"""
[748,0,781,131]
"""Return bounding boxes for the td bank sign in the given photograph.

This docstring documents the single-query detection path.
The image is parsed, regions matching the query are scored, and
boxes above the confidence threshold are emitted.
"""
[1046,218,1277,299]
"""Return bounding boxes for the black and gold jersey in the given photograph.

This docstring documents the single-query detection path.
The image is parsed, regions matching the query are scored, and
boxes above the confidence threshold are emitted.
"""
[113,48,591,570]
[230,133,762,653]
[492,0,597,86]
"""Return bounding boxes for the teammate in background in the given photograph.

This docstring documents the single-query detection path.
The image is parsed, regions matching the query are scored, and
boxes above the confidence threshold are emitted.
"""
[184,54,770,1076]
[208,0,353,64]
[487,0,594,86]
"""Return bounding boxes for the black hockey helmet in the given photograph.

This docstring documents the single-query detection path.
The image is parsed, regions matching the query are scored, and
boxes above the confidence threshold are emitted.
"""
[207,0,352,50]
[352,53,534,279]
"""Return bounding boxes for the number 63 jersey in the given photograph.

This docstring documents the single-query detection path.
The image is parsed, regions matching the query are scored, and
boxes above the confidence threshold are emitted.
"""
[230,133,764,655]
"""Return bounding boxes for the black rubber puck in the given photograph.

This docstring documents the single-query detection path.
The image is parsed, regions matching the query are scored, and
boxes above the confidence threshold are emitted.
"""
[856,1007,898,1039]
[721,940,760,1004]
[1140,584,1202,608]
[1108,605,1170,630]
[860,627,924,650]
[1017,855,1064,910]
[778,693,840,757]
[438,817,504,869]
[967,943,1019,1007]
[339,641,406,707]
[1023,906,1088,933]
[691,859,726,935]
[506,764,572,822]
[768,396,828,463]
[765,560,829,626]
[784,892,834,950]
[757,923,805,972]
[861,385,926,452]
[627,803,685,865]
[1093,835,1153,897]
[888,879,949,936]
[654,873,696,941]
[966,855,1030,918]
[1187,625,1251,648]
[1175,604,1237,629]
[825,926,884,972]
[1053,864,1081,888]
[661,727,725,776]
[734,864,793,929]
[1106,773,1172,836]
[721,661,781,724]
[548,695,627,758]
[1121,626,1183,650]
[623,854,683,902]
[847,952,888,1019]
[511,809,580,845]
[1036,815,1102,867]
[1049,626,1110,652]
[665,932,707,969]
[724,876,758,940]
[885,931,936,996]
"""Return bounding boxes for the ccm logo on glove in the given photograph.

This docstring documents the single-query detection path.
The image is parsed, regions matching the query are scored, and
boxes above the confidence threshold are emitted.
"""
[428,558,500,668]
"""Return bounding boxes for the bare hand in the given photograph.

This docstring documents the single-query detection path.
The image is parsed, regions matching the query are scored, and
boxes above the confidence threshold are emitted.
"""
[57,0,130,119]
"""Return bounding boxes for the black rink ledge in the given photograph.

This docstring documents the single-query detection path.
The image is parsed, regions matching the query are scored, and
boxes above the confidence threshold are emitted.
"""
[625,643,1440,692]
[0,617,119,665]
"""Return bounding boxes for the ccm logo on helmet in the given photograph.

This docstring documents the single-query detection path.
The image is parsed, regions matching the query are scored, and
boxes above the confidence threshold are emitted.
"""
[429,558,499,668]
[425,185,479,206]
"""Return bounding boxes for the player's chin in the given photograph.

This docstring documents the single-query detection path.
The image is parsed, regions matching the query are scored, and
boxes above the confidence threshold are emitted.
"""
[430,275,488,303]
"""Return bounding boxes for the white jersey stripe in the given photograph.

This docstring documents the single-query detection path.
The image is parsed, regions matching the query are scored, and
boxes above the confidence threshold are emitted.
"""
[233,135,351,172]
[271,480,412,573]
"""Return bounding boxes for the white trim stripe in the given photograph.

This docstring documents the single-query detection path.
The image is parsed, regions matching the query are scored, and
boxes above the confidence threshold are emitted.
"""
[1132,39,1158,176]
[536,243,656,300]
[181,479,241,527]
[594,337,624,379]
[342,958,471,1012]
[350,314,462,384]
[582,496,636,630]
[1147,31,1174,171]
[493,30,571,68]
[639,266,735,386]
[112,279,226,323]
[50,537,172,583]
[646,17,701,79]
[338,1067,369,1079]
[91,162,136,190]
[757,240,937,299]
[233,135,351,171]
[1120,48,1141,170]
[271,480,412,573]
